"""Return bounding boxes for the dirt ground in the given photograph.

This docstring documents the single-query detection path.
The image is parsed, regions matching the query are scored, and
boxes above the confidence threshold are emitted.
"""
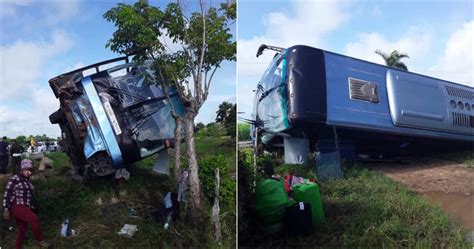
[368,157,473,195]
[366,155,474,233]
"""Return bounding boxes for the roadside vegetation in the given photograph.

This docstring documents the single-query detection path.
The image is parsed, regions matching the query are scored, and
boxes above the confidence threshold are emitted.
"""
[238,148,471,248]
[0,134,235,248]
[237,123,250,141]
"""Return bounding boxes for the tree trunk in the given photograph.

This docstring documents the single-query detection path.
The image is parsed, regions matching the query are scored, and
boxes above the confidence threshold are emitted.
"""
[173,117,183,183]
[212,168,221,245]
[183,115,202,216]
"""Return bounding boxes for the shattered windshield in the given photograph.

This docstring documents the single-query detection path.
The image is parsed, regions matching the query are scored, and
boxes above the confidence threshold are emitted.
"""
[259,53,284,92]
[253,53,288,133]
[252,53,283,120]
[107,62,176,158]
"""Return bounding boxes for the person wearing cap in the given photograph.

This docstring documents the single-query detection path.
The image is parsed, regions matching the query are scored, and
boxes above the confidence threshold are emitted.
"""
[2,159,49,248]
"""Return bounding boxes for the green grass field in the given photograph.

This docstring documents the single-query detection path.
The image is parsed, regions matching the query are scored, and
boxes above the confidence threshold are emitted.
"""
[0,135,236,248]
[239,153,472,248]
[194,135,236,174]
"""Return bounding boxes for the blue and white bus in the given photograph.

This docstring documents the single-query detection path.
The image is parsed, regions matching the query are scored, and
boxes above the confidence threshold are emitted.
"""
[252,44,473,178]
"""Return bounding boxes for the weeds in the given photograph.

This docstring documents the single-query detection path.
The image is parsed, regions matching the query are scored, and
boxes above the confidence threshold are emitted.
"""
[0,134,236,248]
[239,159,471,248]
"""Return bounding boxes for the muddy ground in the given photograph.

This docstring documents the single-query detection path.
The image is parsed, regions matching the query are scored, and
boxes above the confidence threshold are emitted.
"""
[366,155,473,234]
[370,157,473,195]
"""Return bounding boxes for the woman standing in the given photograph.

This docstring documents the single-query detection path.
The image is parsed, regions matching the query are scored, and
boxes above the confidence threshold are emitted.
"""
[3,159,49,248]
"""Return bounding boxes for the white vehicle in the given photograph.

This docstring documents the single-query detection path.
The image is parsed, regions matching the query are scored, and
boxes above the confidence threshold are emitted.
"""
[36,142,47,153]
[47,141,59,152]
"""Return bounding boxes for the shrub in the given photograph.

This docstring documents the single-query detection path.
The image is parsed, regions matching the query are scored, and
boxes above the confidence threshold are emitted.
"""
[198,155,235,208]
[238,123,250,141]
[199,123,227,137]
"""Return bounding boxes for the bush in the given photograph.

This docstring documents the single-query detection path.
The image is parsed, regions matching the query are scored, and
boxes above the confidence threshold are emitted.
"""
[198,155,235,208]
[197,123,227,138]
[238,123,250,141]
[238,148,256,236]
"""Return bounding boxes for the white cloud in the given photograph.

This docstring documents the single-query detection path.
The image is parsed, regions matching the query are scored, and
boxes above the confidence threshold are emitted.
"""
[0,88,60,138]
[343,22,473,87]
[0,1,34,17]
[0,30,74,101]
[429,21,473,87]
[44,1,80,25]
[238,1,352,117]
[343,26,432,71]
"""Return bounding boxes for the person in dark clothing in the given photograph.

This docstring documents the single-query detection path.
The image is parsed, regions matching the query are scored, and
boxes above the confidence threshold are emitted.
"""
[0,137,8,174]
[9,140,24,174]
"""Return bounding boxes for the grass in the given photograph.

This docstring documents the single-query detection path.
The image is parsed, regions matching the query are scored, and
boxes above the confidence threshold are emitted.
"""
[454,151,474,168]
[421,150,474,168]
[194,135,236,174]
[240,163,471,248]
[0,135,236,248]
[44,152,70,171]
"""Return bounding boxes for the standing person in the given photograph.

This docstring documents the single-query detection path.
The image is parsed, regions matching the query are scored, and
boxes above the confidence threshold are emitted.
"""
[9,140,24,174]
[0,136,9,174]
[3,159,50,248]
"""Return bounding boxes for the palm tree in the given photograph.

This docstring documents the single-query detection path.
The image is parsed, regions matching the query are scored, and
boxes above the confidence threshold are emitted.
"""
[215,101,233,124]
[375,49,410,71]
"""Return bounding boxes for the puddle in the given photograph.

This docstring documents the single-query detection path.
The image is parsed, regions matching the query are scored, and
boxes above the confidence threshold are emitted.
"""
[422,192,473,230]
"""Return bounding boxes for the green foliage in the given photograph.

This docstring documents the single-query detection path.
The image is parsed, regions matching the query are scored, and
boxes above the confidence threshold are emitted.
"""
[238,123,250,141]
[197,123,227,137]
[215,101,236,137]
[215,101,233,123]
[104,1,236,107]
[46,151,71,171]
[0,152,235,248]
[225,103,236,138]
[104,1,236,218]
[237,148,255,236]
[196,122,205,131]
[194,135,235,174]
[240,164,470,248]
[198,155,235,208]
[375,49,410,71]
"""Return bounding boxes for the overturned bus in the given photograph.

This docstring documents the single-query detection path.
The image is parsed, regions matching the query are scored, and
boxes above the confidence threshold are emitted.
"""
[252,44,473,179]
[49,56,183,180]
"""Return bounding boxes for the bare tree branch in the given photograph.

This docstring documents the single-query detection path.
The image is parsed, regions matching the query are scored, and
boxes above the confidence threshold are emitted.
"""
[200,65,218,108]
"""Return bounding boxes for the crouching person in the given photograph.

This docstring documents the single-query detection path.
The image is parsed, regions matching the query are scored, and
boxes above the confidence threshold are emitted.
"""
[3,159,49,248]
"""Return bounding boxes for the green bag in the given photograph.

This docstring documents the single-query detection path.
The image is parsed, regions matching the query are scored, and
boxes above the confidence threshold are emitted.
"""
[255,179,288,234]
[293,182,325,226]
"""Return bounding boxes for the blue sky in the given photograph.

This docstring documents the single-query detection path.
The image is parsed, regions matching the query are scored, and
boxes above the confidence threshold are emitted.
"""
[0,0,236,138]
[237,0,473,120]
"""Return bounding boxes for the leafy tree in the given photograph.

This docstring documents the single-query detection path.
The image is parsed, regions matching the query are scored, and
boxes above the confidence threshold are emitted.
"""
[104,0,236,219]
[204,122,227,137]
[215,101,233,124]
[206,122,216,128]
[375,49,410,71]
[215,101,235,137]
[15,136,27,145]
[196,122,205,131]
[224,103,236,137]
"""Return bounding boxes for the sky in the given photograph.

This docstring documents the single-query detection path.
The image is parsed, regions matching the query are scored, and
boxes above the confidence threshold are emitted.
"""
[0,0,236,138]
[237,0,474,120]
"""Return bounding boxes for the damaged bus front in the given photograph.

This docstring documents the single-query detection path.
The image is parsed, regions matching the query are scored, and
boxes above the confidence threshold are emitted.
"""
[253,44,473,179]
[49,56,183,180]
